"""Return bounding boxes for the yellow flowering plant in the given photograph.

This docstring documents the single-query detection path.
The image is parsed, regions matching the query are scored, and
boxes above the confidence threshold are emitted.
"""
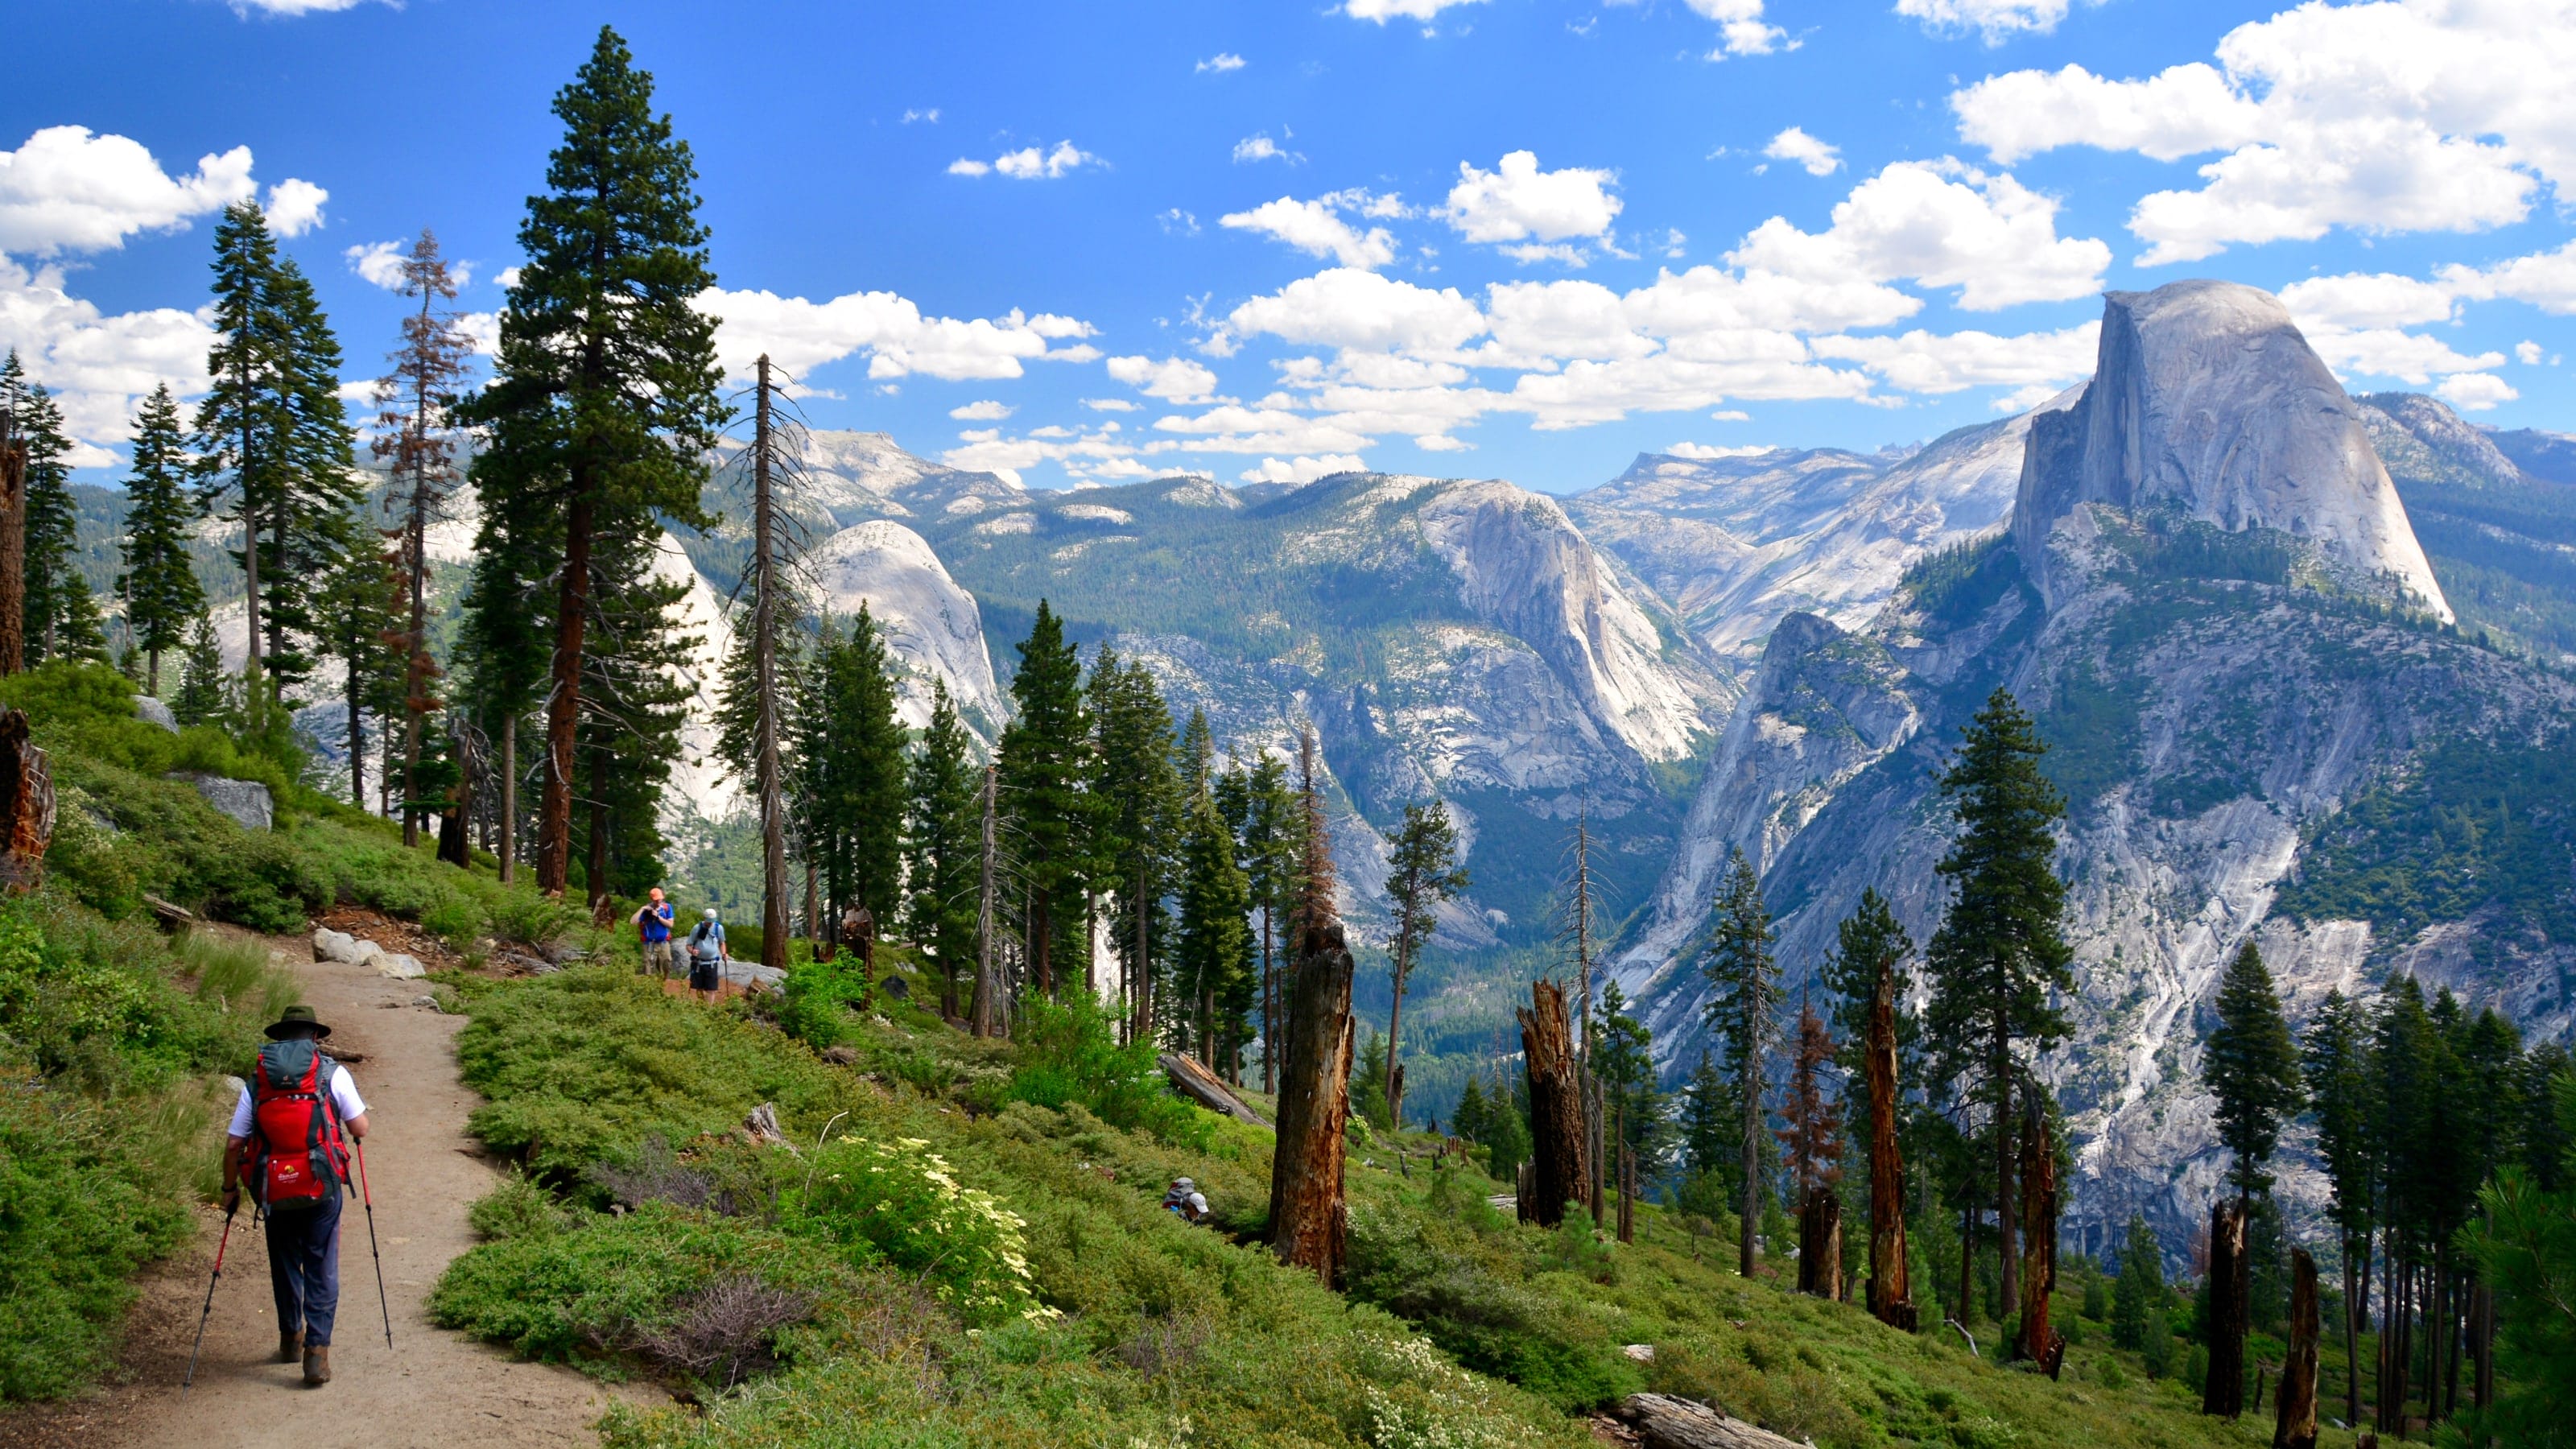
[786,1134,1053,1327]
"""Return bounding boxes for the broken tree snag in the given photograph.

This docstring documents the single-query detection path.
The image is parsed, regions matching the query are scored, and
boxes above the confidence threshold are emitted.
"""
[1269,919,1356,1287]
[1615,1393,1806,1449]
[741,1102,796,1150]
[2203,1199,2249,1416]
[0,709,53,892]
[2017,1093,2062,1375]
[1864,965,1914,1330]
[1517,978,1588,1229]
[2274,1248,2320,1449]
[0,433,22,675]
[1799,1187,1843,1301]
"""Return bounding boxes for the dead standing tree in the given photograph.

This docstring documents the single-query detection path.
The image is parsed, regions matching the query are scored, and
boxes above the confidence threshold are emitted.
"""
[1518,979,1587,1229]
[1779,992,1844,1300]
[2204,1199,2250,1415]
[2274,1249,2321,1449]
[1269,729,1354,1286]
[372,230,473,850]
[2017,1094,2063,1376]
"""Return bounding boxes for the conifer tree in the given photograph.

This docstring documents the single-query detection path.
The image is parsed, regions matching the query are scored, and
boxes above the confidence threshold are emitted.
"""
[905,679,984,1017]
[1593,979,1661,1239]
[793,608,908,932]
[1454,1074,1492,1146]
[1924,687,2072,1315]
[2302,988,2376,1427]
[1174,785,1252,1070]
[171,613,229,727]
[2112,1212,2165,1350]
[50,579,109,666]
[260,254,366,684]
[0,360,80,664]
[1703,848,1779,1277]
[318,530,406,809]
[2209,942,2301,1199]
[462,26,724,896]
[1381,798,1467,1128]
[569,533,696,906]
[1779,995,1844,1203]
[118,384,200,694]
[1219,748,1298,1088]
[997,601,1092,995]
[1088,649,1176,1033]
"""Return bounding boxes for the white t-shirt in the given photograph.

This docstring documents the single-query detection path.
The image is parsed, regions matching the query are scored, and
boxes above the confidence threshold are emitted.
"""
[228,1062,369,1139]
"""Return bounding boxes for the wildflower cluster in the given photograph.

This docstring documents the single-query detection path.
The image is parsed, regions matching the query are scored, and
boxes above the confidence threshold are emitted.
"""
[1354,1335,1525,1449]
[791,1134,1053,1327]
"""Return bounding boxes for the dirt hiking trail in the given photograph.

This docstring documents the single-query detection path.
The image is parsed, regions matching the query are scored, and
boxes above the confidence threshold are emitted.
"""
[0,924,658,1448]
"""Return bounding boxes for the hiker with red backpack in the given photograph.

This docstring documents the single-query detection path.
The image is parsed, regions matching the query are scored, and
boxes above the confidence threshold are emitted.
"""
[221,1005,369,1387]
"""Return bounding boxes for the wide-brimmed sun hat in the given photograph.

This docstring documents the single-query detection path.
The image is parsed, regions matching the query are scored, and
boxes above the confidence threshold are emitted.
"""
[264,1004,332,1041]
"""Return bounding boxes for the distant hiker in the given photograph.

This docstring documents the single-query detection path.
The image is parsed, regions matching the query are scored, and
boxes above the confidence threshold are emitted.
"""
[686,908,729,1003]
[221,1005,368,1388]
[1162,1177,1206,1223]
[634,887,676,980]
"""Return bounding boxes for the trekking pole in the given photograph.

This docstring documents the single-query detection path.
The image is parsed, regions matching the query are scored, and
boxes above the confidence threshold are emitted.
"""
[182,1202,239,1395]
[352,1138,394,1348]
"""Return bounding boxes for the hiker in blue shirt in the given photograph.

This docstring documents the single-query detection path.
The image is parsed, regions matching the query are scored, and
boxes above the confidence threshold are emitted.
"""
[684,908,729,1003]
[633,887,676,980]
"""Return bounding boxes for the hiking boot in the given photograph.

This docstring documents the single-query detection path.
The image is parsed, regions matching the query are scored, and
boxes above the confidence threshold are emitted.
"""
[275,1329,303,1364]
[303,1345,331,1385]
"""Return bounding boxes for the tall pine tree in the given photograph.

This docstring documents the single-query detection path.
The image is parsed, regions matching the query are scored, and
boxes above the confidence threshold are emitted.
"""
[1703,848,1778,1278]
[462,26,725,896]
[1924,687,2072,1317]
[118,383,201,694]
[1088,648,1177,1036]
[905,679,984,1018]
[1381,798,1467,1128]
[997,601,1092,996]
[0,358,83,665]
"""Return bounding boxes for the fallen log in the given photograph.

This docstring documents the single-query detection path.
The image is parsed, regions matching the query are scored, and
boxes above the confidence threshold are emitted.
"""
[141,892,195,930]
[1161,1051,1267,1125]
[1616,1393,1807,1449]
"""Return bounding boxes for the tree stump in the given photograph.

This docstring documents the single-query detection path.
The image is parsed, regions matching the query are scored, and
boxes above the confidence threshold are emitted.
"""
[2204,1199,2249,1416]
[1799,1187,1843,1301]
[1517,979,1587,1229]
[0,709,53,892]
[2273,1249,2320,1449]
[1269,920,1355,1286]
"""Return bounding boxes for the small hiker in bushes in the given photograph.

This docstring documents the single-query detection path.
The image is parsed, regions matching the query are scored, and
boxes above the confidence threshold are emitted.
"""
[221,1005,369,1387]
[634,886,677,980]
[686,907,729,1003]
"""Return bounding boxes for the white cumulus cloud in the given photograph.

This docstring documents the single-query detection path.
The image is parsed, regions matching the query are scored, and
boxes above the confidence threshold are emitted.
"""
[1232,134,1302,165]
[1197,52,1247,72]
[1227,268,1488,356]
[950,141,1098,180]
[1241,454,1367,484]
[1344,0,1485,21]
[345,239,406,289]
[0,126,262,257]
[1897,0,2068,43]
[949,399,1013,421]
[1764,128,1841,176]
[1952,2,2576,264]
[1443,151,1622,257]
[1108,354,1223,402]
[698,287,1096,383]
[263,179,326,236]
[1728,159,2107,310]
[1686,0,1787,56]
[2437,372,2518,411]
[1220,196,1396,270]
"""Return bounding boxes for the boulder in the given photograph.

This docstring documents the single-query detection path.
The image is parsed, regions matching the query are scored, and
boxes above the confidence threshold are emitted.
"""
[376,953,426,980]
[312,928,385,968]
[132,696,179,733]
[179,774,273,832]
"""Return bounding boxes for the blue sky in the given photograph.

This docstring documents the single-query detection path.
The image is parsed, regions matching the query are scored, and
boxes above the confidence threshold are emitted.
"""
[9,0,2576,493]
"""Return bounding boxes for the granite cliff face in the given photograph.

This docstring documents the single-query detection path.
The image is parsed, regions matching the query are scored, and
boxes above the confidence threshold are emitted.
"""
[2015,281,2450,619]
[1614,279,2575,1257]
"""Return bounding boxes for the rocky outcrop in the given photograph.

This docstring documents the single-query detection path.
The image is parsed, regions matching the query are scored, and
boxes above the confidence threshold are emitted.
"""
[806,519,1006,738]
[132,696,178,733]
[2015,281,2450,619]
[2356,392,2524,489]
[182,774,272,832]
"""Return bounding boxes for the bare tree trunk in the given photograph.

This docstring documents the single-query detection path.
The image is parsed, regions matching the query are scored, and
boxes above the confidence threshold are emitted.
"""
[1133,861,1151,1046]
[1260,906,1275,1094]
[1517,979,1587,1229]
[1385,919,1413,1130]
[2276,1249,2320,1449]
[1617,1140,1637,1245]
[1269,919,1355,1286]
[0,432,27,675]
[539,488,591,897]
[2206,1199,2249,1417]
[1799,1189,1843,1299]
[972,766,999,1038]
[348,656,366,809]
[498,713,516,883]
[1865,963,1915,1330]
[1959,1199,1976,1329]
[2017,1095,2062,1376]
[2343,1234,2363,1430]
[1994,1038,2019,1323]
[0,709,55,890]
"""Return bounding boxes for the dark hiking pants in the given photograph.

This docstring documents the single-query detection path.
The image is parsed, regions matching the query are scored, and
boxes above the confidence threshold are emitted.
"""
[264,1191,343,1346]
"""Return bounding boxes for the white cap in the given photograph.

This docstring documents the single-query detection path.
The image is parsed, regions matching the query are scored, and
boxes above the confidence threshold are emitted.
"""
[704,908,719,920]
[1188,1193,1208,1212]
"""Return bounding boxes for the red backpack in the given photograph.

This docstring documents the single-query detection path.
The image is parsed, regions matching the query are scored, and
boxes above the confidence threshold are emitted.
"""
[250,1040,350,1209]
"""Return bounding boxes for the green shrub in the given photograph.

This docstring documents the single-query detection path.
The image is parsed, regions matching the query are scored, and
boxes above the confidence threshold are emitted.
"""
[785,1133,1047,1327]
[778,954,868,1049]
[486,890,583,951]
[1004,989,1208,1148]
[469,1170,575,1242]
